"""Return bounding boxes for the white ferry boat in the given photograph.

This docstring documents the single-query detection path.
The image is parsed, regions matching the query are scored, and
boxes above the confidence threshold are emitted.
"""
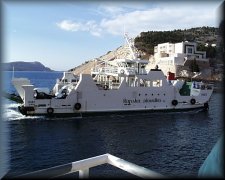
[11,34,213,117]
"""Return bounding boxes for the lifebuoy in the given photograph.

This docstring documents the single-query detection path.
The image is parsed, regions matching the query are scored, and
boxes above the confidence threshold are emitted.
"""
[74,103,81,110]
[120,69,125,74]
[103,85,108,90]
[172,99,178,106]
[47,107,54,114]
[190,98,196,105]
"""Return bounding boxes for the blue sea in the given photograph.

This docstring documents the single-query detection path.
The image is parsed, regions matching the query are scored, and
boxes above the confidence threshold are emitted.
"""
[1,71,224,178]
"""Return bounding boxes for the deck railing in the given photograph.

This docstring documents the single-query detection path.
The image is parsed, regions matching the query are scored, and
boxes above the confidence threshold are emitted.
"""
[16,153,163,179]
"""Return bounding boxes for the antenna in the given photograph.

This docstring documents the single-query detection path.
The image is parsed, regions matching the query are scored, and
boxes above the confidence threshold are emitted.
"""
[123,25,126,45]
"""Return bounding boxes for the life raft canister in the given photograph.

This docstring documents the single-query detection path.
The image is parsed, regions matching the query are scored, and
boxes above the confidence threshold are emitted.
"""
[74,103,81,110]
[172,99,178,106]
[190,98,196,105]
[47,107,54,114]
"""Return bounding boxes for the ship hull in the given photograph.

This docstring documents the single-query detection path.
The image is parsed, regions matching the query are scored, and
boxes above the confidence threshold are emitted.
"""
[13,72,213,118]
[18,103,209,117]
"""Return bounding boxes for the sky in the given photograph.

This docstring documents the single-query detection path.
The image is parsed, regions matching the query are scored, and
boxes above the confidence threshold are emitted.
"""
[2,0,224,71]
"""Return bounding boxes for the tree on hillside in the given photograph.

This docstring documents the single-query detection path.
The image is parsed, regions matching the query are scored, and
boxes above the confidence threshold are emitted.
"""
[197,44,216,58]
[134,27,218,56]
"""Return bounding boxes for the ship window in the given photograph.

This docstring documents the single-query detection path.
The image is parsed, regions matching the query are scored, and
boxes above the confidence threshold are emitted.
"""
[140,79,151,87]
[127,62,133,67]
[145,80,151,87]
[152,80,162,87]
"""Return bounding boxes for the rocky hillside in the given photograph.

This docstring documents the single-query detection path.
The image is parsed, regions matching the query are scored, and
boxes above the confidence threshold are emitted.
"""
[3,61,53,71]
[69,26,223,80]
[69,46,134,74]
[134,26,218,55]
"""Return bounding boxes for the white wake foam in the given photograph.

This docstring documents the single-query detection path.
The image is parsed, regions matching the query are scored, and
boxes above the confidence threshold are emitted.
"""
[2,102,82,121]
[2,103,25,121]
[2,102,44,121]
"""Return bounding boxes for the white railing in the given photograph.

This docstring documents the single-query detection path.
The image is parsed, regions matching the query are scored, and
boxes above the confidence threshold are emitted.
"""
[16,153,163,179]
[91,67,118,75]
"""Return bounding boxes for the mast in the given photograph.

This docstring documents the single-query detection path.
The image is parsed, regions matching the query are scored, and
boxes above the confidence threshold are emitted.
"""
[124,33,137,60]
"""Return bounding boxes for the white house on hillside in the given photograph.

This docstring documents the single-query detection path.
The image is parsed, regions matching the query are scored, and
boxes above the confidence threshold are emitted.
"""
[147,41,211,78]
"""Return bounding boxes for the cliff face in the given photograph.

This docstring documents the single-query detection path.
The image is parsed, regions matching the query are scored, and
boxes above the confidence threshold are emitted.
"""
[3,61,53,71]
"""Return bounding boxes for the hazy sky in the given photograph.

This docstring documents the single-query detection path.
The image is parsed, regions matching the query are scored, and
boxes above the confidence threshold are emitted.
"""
[3,0,223,71]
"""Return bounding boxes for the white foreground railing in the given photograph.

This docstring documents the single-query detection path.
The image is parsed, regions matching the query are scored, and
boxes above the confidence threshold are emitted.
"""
[17,153,163,178]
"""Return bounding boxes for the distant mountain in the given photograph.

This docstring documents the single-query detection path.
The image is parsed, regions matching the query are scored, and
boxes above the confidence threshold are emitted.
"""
[2,61,53,71]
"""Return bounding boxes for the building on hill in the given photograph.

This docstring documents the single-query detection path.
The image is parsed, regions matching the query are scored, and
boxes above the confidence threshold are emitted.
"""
[147,41,212,79]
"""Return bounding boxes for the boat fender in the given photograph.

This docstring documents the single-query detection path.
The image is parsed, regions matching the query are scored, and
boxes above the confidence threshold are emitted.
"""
[172,99,178,106]
[103,85,108,90]
[47,107,54,114]
[190,98,196,105]
[74,103,81,110]
[120,69,125,74]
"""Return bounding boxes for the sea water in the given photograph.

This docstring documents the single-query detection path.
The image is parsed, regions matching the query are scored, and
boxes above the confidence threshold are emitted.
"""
[1,71,223,178]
